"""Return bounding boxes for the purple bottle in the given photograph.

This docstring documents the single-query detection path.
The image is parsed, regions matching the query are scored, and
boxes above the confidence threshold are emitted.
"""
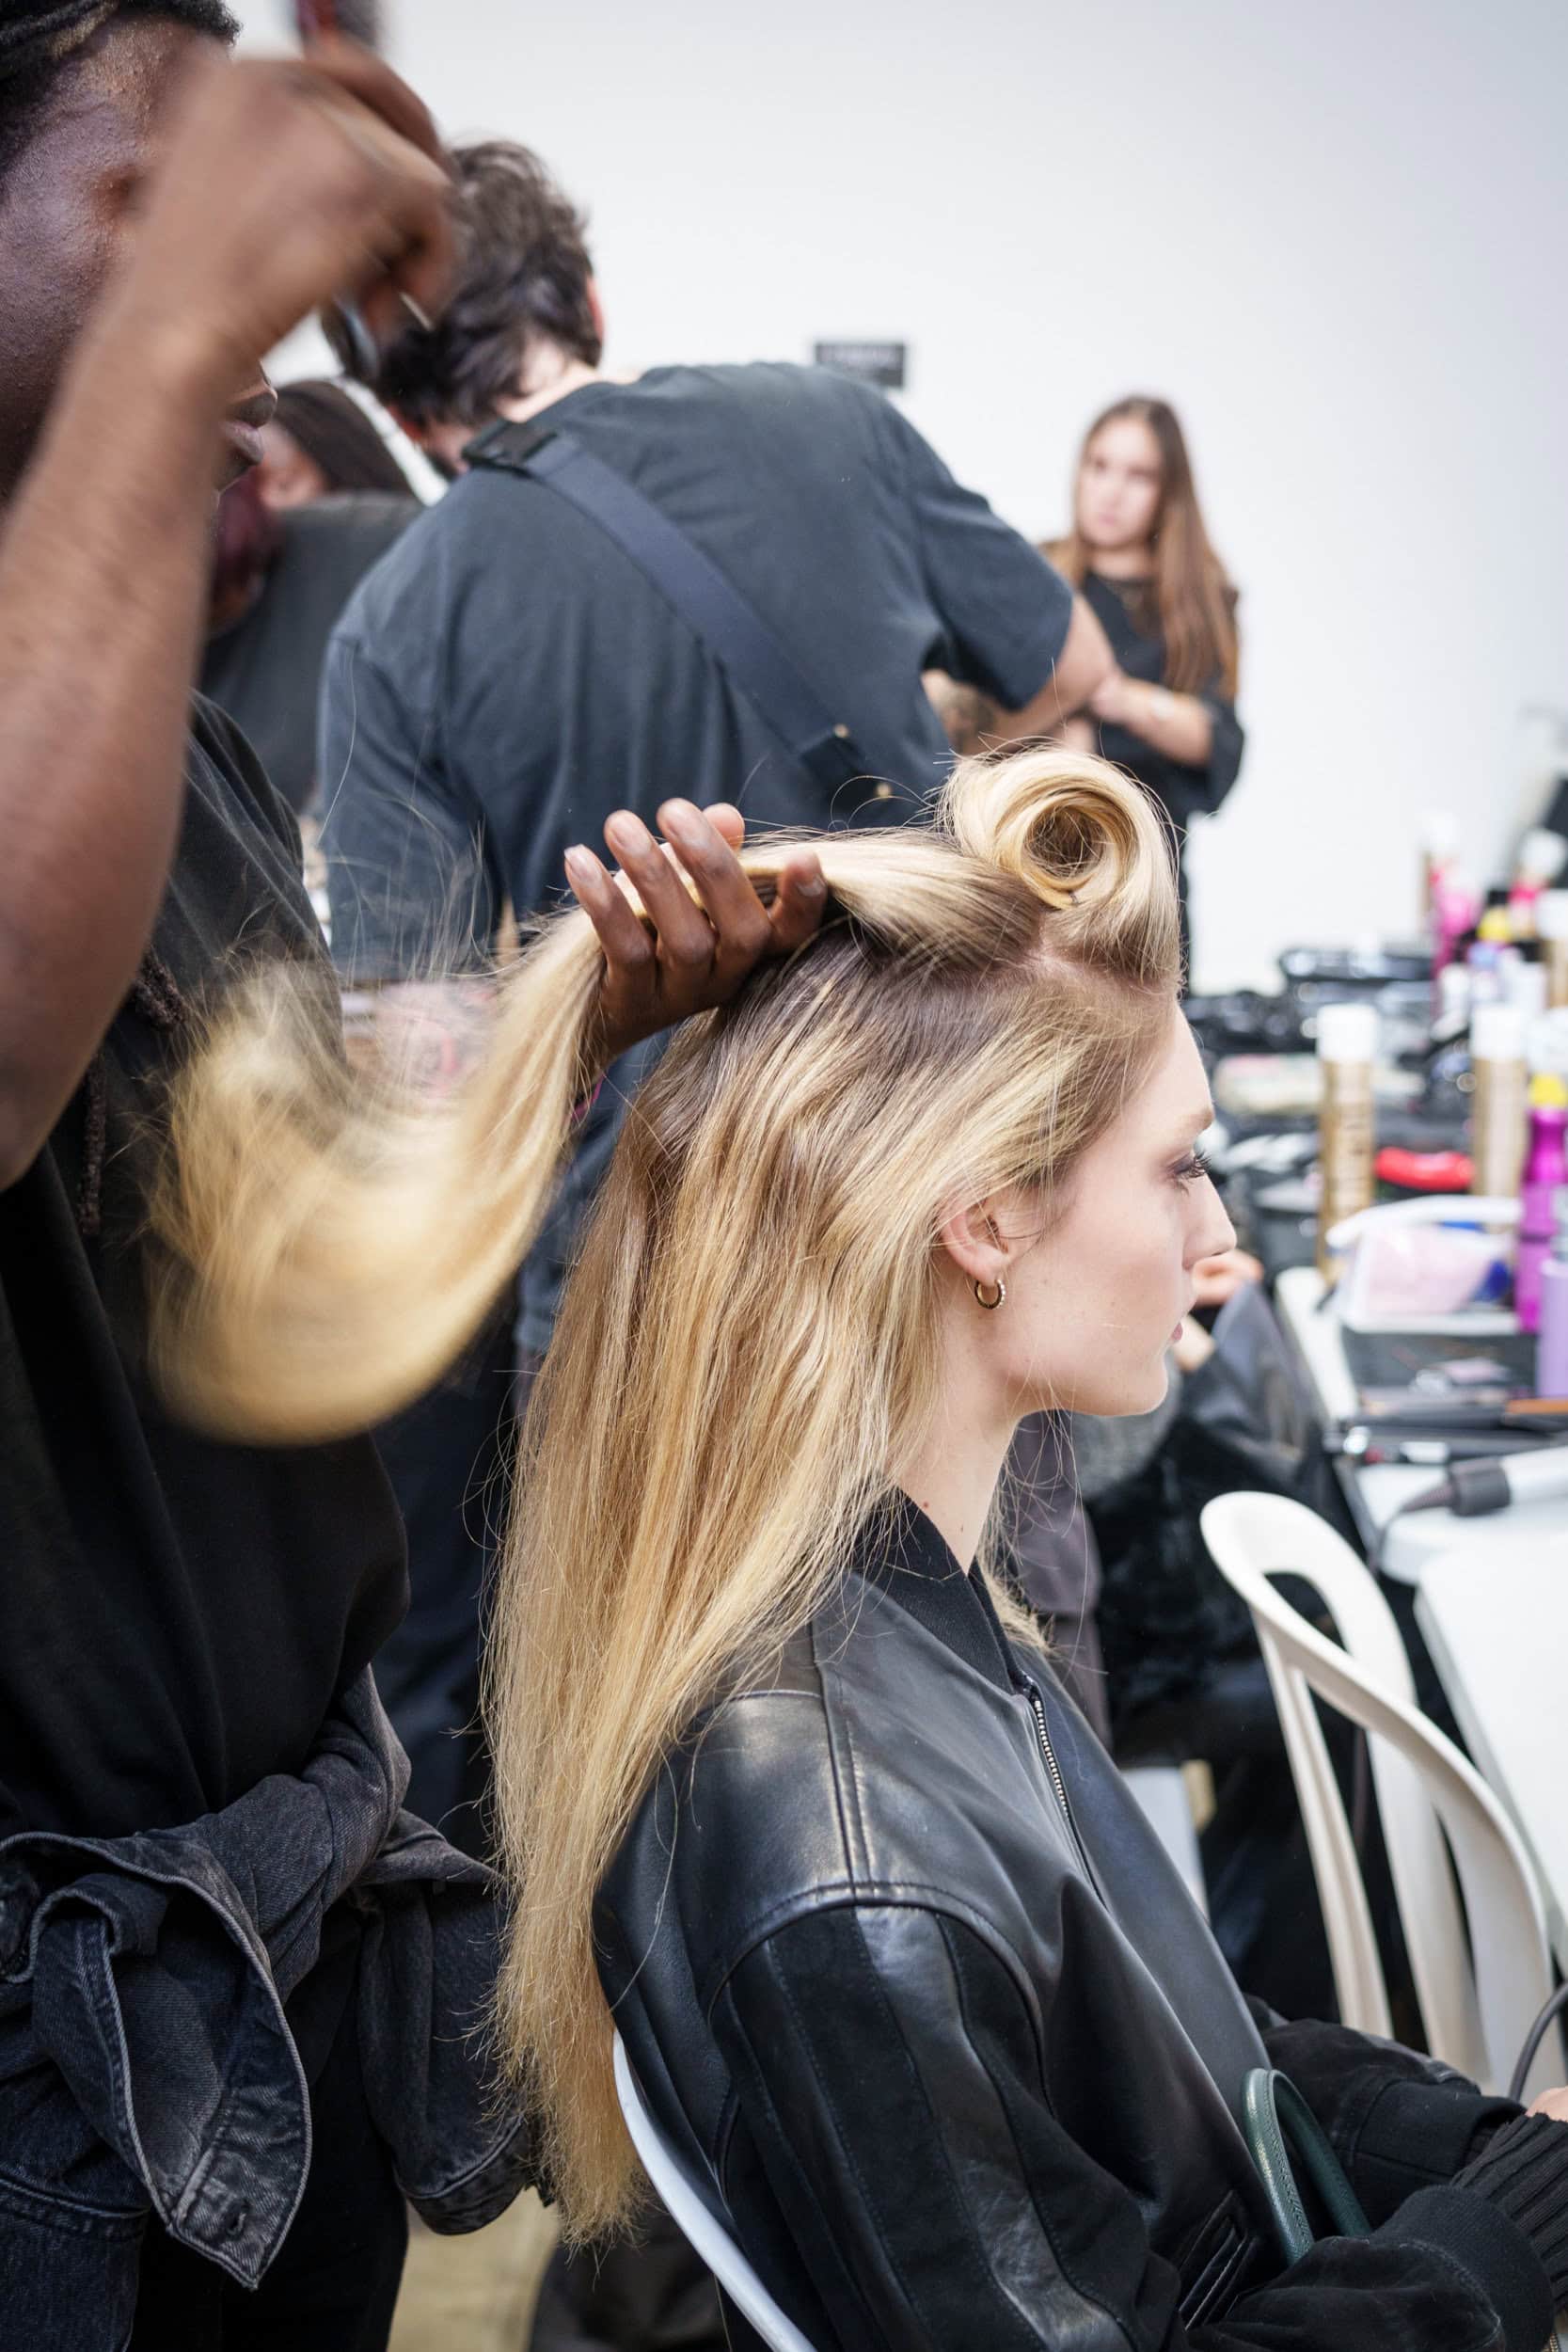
[1515,1076,1568,1334]
[1537,1187,1568,1394]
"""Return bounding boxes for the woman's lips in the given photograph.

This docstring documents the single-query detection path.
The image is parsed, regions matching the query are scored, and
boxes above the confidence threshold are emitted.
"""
[223,420,266,469]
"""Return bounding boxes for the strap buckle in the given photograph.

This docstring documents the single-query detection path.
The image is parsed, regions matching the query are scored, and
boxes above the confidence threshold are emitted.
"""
[463,419,560,473]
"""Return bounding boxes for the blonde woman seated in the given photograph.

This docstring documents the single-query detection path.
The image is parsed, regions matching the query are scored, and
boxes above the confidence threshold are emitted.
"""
[163,755,1568,2352]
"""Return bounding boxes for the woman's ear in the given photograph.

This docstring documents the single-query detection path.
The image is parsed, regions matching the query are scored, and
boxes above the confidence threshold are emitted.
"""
[936,1198,1007,1290]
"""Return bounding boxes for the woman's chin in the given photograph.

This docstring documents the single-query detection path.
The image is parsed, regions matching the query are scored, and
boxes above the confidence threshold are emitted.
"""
[1058,1356,1171,1422]
[1109,1357,1172,1420]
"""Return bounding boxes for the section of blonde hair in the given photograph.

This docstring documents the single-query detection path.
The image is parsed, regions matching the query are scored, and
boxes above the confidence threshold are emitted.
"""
[482,755,1180,2238]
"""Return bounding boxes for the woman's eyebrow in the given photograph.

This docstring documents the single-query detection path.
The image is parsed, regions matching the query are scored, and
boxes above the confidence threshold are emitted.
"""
[1168,1104,1215,1147]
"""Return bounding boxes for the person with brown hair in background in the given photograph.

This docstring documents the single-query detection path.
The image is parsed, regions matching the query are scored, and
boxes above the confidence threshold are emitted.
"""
[931,395,1243,969]
[1045,395,1243,966]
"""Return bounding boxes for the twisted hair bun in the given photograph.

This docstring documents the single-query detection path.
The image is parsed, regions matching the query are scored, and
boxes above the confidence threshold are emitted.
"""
[941,749,1180,989]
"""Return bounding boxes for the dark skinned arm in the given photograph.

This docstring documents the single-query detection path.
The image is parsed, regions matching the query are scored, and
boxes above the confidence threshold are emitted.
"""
[0,42,821,1179]
[0,42,452,1186]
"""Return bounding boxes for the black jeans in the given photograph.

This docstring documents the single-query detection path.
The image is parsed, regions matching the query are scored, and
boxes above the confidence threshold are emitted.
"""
[129,1958,406,2349]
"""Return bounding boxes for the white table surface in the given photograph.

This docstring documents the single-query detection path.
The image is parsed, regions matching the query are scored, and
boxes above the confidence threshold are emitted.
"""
[1417,1527,1568,1973]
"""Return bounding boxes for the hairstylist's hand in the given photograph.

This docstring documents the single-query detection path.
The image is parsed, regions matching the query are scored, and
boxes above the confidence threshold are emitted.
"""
[113,40,452,391]
[567,802,825,1066]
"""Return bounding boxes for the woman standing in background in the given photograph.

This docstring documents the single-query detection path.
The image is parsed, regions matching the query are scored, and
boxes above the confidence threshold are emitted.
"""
[1045,395,1243,967]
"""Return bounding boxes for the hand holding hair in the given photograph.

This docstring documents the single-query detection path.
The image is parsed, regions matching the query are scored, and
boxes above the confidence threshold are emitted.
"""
[566,801,826,1068]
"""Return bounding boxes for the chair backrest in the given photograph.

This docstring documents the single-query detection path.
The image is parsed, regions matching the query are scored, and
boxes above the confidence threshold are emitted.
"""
[612,2033,819,2352]
[1200,1492,1556,2099]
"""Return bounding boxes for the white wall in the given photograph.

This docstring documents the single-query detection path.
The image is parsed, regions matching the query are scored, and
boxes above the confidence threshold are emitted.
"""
[236,0,1568,988]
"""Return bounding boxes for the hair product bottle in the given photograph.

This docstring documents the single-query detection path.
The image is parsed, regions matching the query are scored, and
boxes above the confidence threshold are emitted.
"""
[1535,1189,1568,1394]
[1421,811,1459,925]
[1539,890,1568,1011]
[1501,948,1548,1025]
[1509,827,1568,939]
[1431,872,1481,1013]
[1317,1002,1378,1280]
[1469,1002,1529,1201]
[1514,1074,1568,1333]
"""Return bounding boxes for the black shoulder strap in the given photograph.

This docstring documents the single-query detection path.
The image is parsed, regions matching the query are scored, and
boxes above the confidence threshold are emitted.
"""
[465,419,869,797]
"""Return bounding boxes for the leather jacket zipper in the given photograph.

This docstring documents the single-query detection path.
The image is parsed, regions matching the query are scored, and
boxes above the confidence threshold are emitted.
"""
[1022,1677,1099,1888]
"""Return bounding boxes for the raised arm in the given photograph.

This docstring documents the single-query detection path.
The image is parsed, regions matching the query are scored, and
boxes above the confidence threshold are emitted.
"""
[993,593,1117,739]
[0,40,450,1184]
[926,598,1117,755]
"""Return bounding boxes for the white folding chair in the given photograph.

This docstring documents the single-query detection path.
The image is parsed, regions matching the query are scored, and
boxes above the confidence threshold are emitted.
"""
[612,2032,818,2352]
[1200,1491,1559,2100]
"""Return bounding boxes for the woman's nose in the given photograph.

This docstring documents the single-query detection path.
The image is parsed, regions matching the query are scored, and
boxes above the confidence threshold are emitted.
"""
[1194,1186,1236,1266]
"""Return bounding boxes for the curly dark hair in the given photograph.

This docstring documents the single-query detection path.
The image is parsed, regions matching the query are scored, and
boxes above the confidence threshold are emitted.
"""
[326,140,601,430]
[0,1,238,183]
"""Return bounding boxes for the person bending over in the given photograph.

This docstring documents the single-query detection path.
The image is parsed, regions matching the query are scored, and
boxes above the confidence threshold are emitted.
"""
[308,154,1115,2233]
[0,8,818,2342]
[160,748,1568,2352]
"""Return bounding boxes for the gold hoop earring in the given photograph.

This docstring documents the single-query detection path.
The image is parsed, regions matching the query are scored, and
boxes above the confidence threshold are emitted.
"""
[973,1277,1006,1311]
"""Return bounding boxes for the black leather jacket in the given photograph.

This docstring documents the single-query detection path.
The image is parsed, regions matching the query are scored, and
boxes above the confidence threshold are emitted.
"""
[597,1500,1552,2352]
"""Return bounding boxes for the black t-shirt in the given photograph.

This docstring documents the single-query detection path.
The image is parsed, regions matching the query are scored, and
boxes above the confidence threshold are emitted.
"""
[1079,569,1244,844]
[320,360,1073,1349]
[0,701,408,1839]
[200,492,417,816]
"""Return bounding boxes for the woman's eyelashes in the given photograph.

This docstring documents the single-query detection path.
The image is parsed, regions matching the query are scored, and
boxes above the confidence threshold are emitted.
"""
[1169,1148,1212,1190]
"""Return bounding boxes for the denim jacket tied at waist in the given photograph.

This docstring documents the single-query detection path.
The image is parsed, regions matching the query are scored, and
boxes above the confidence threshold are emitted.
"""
[0,1667,534,2288]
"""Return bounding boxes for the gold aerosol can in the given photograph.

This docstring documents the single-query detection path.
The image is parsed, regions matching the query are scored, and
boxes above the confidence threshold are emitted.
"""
[1317,1003,1378,1282]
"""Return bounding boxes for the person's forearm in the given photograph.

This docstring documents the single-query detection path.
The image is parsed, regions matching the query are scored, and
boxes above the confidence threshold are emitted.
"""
[990,596,1117,742]
[0,294,229,1183]
[1101,676,1214,767]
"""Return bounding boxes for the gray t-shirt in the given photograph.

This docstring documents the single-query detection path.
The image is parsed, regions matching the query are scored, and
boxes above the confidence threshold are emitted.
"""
[320,360,1073,1348]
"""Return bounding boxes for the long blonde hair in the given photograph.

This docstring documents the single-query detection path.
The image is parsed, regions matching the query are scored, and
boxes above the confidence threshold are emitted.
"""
[151,750,1180,2236]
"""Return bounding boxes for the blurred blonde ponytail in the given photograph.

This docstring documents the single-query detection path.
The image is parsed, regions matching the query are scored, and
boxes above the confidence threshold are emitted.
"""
[152,911,605,1441]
